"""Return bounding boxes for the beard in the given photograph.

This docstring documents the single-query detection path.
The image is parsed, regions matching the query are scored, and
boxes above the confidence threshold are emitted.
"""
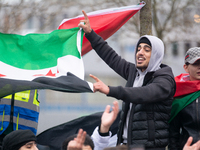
[136,65,148,72]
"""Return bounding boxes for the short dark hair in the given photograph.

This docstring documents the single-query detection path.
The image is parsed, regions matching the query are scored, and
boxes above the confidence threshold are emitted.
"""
[137,37,152,49]
[62,134,94,150]
[103,145,128,150]
[185,62,190,65]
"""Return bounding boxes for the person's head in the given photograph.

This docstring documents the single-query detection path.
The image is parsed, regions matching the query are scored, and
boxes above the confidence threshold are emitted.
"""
[135,35,164,72]
[2,129,38,150]
[184,47,200,81]
[62,134,94,150]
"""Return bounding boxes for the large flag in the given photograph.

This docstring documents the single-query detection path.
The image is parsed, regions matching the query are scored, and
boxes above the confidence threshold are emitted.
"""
[58,2,146,55]
[37,111,121,150]
[0,27,93,98]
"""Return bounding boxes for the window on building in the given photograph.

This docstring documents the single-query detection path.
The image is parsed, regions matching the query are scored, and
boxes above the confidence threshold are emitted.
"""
[50,15,56,30]
[183,7,193,27]
[39,15,45,30]
[27,15,33,29]
[172,42,178,56]
[15,14,21,30]
[185,42,190,54]
[4,14,10,32]
[198,42,200,47]
[194,7,200,23]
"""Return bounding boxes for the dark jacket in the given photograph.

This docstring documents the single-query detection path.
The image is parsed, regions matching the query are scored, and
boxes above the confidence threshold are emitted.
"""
[169,98,200,150]
[85,30,176,150]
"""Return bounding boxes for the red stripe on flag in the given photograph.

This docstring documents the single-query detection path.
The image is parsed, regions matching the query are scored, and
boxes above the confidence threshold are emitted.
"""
[58,5,144,56]
[174,73,200,97]
[0,74,6,77]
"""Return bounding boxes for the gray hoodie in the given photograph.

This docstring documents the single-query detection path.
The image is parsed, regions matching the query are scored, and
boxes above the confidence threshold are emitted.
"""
[134,35,164,73]
[86,30,175,148]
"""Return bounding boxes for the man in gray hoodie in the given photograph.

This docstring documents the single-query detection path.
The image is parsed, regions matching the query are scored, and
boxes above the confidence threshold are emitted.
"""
[79,11,176,150]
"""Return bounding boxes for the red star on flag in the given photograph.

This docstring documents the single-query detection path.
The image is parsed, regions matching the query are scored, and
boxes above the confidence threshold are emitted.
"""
[33,69,56,77]
[46,69,56,77]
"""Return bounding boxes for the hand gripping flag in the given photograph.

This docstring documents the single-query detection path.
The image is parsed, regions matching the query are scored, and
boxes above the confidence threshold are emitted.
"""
[0,27,93,98]
[58,2,146,55]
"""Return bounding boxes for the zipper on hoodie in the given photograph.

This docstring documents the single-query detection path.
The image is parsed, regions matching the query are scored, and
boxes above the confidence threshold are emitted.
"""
[196,98,200,138]
[127,104,135,145]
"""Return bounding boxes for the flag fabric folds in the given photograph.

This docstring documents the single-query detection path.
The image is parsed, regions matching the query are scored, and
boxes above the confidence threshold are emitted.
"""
[169,91,200,123]
[169,73,200,122]
[58,2,146,56]
[0,27,93,97]
[174,73,200,97]
[0,27,84,80]
[0,72,93,98]
[37,111,121,150]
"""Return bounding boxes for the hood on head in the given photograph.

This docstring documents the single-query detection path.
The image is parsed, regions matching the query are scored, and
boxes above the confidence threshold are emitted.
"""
[134,35,164,72]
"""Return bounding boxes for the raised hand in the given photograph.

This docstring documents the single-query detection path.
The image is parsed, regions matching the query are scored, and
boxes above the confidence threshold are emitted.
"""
[67,129,87,150]
[78,10,92,34]
[100,101,119,133]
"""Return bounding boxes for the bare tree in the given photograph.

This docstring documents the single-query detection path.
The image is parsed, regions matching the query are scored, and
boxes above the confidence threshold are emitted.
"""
[0,0,199,43]
[152,0,198,41]
[140,0,152,36]
[0,0,82,33]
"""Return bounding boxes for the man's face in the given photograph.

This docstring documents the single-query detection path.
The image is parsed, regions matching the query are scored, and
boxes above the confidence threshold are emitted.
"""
[184,59,200,81]
[136,43,152,72]
[19,141,38,150]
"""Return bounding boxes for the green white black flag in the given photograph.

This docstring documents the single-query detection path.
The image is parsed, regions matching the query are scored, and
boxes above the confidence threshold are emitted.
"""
[0,27,93,97]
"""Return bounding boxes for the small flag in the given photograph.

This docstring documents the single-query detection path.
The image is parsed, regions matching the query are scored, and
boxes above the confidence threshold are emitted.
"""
[169,91,200,123]
[58,2,146,55]
[174,73,200,97]
[169,73,200,122]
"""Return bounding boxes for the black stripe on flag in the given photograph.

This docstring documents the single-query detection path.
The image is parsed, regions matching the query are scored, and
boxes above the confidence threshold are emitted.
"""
[37,111,121,150]
[0,72,93,98]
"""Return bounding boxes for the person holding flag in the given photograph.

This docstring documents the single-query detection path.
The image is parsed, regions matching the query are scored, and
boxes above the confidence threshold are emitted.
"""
[79,10,176,149]
[169,47,200,150]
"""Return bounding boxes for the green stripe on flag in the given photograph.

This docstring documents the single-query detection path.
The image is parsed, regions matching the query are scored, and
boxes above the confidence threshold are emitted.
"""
[169,90,200,123]
[0,27,83,70]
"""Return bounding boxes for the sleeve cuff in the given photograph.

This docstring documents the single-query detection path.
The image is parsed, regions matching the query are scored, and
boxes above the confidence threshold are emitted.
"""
[98,125,110,136]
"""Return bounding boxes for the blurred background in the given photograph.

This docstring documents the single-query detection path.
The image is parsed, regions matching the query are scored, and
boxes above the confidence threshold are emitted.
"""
[0,0,200,135]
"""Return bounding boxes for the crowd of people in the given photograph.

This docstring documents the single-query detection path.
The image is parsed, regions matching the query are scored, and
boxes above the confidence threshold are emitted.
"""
[1,10,200,150]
